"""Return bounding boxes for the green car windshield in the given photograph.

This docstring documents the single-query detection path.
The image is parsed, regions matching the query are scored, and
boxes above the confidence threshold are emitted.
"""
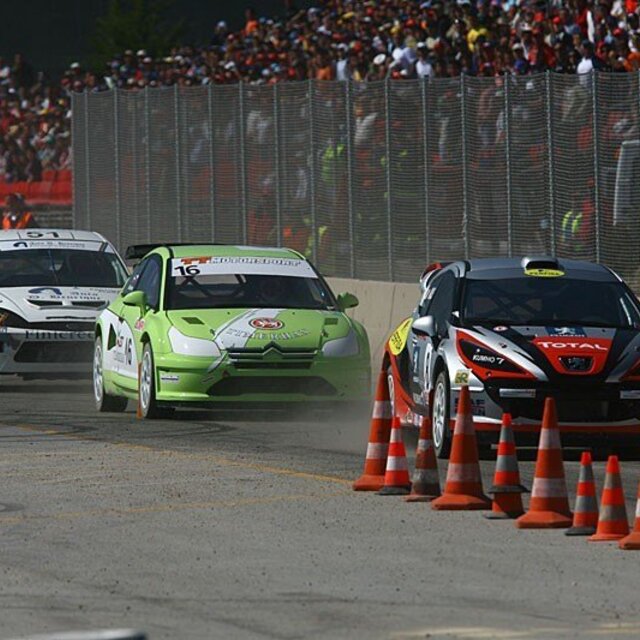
[167,273,337,311]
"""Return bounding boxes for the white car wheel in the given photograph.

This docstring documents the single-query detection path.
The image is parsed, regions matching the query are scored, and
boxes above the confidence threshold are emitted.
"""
[94,336,127,413]
[139,343,163,419]
[432,371,452,458]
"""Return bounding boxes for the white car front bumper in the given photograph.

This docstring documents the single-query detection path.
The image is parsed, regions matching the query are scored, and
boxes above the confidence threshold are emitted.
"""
[0,327,94,375]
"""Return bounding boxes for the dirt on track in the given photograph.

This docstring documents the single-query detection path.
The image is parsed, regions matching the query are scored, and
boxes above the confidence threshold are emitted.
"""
[1,379,639,640]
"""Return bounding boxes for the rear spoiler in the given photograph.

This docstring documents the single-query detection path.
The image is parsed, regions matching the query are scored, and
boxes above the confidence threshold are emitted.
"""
[125,243,224,261]
[420,261,452,281]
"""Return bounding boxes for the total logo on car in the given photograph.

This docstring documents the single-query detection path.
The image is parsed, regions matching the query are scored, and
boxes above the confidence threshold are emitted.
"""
[0,229,127,378]
[384,256,640,458]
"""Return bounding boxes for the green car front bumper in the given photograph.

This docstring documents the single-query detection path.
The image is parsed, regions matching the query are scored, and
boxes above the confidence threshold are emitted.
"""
[152,351,371,404]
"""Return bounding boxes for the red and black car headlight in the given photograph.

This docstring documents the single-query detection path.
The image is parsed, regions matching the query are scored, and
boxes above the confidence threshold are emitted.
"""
[456,333,532,380]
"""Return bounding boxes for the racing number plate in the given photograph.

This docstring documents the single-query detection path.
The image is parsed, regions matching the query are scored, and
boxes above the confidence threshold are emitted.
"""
[388,318,412,356]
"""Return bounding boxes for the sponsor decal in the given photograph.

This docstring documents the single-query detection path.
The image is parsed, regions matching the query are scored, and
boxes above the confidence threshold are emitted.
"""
[249,317,284,330]
[28,287,63,296]
[222,327,310,341]
[533,336,610,376]
[388,318,412,356]
[524,267,565,278]
[454,369,470,384]
[134,318,145,331]
[493,325,508,332]
[545,326,586,337]
[472,352,506,365]
[160,374,180,383]
[23,330,93,341]
[171,256,317,279]
[536,341,606,351]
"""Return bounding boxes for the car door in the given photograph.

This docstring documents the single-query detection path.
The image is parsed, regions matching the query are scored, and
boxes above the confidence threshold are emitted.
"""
[410,271,457,405]
[117,255,163,390]
[102,260,146,380]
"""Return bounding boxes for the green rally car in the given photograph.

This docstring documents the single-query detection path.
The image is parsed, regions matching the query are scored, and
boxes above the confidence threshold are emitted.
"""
[93,244,371,417]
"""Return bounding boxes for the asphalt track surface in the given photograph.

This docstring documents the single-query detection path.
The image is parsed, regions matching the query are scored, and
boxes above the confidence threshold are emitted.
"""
[1,380,640,640]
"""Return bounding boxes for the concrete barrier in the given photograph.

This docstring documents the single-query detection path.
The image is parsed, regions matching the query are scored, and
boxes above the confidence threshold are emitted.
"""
[327,277,418,373]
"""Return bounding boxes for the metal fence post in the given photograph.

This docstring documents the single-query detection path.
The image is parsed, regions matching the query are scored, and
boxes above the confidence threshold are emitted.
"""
[345,79,355,278]
[83,91,91,231]
[592,70,601,263]
[238,82,248,245]
[131,95,139,241]
[113,88,121,250]
[504,76,513,258]
[207,83,216,242]
[144,87,151,243]
[421,78,431,265]
[545,71,556,256]
[273,84,282,247]
[384,78,393,281]
[174,84,183,242]
[308,80,317,264]
[460,74,470,259]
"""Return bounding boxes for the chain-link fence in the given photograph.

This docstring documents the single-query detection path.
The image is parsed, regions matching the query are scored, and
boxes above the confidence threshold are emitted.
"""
[72,71,640,284]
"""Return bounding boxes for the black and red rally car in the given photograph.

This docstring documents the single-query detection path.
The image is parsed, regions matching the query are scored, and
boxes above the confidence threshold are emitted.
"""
[384,256,640,457]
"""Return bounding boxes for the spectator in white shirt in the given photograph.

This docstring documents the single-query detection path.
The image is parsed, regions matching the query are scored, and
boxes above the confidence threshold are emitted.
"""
[415,43,434,79]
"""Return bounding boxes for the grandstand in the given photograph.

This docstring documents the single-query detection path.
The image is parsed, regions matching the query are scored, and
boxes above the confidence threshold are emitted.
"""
[4,0,640,212]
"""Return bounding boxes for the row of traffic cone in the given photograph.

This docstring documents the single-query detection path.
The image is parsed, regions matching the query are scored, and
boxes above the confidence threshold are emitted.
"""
[353,370,640,549]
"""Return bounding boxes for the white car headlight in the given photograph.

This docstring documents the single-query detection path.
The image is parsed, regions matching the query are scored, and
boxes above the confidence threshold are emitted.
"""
[322,329,360,358]
[168,326,221,357]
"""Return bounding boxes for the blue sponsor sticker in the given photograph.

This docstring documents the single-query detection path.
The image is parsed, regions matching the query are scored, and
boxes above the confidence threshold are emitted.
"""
[28,286,62,296]
[545,326,586,337]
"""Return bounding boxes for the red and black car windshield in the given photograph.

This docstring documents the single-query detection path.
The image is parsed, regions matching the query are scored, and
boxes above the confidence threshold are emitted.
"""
[462,277,640,329]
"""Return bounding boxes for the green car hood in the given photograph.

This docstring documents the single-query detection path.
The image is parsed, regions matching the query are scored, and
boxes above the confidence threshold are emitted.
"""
[167,307,350,351]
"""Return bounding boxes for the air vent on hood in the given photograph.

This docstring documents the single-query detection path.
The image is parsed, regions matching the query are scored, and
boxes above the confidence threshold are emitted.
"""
[71,301,106,309]
[521,256,561,271]
[183,317,204,325]
[29,300,63,308]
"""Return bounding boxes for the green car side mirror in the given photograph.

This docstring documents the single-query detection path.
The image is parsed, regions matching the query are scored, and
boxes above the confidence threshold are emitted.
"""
[337,292,359,311]
[122,290,147,312]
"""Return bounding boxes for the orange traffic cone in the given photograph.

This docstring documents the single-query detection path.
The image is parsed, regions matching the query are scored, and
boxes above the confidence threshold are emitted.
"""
[565,451,598,536]
[619,481,640,550]
[515,397,572,529]
[377,416,411,495]
[136,362,143,419]
[431,385,490,510]
[485,413,528,519]
[589,455,629,542]
[353,370,393,491]
[404,416,441,503]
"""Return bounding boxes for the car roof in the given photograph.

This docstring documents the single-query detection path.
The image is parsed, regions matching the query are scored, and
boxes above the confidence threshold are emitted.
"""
[156,244,306,260]
[443,257,620,283]
[0,229,110,243]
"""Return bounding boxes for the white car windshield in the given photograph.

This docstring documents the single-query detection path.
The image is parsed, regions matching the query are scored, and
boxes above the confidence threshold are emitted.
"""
[0,249,127,288]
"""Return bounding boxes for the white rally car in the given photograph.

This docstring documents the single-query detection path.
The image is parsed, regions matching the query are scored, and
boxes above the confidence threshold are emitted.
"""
[0,229,127,378]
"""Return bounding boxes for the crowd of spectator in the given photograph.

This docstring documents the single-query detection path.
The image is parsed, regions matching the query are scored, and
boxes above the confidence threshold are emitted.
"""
[66,0,640,92]
[0,54,71,184]
[5,0,640,185]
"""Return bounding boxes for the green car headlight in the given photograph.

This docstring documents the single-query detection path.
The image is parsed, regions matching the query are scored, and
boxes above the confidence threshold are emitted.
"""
[168,327,221,357]
[322,329,360,358]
